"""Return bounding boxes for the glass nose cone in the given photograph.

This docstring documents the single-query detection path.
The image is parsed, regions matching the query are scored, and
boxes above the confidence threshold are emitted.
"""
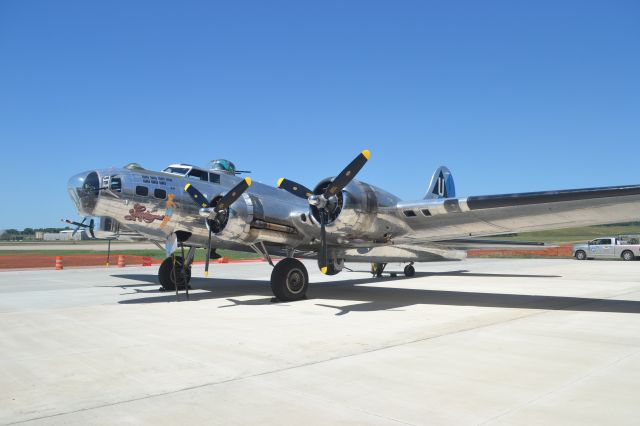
[68,171,100,216]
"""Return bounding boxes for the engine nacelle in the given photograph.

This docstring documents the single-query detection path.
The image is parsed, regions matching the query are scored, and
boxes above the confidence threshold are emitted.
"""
[310,179,379,239]
[201,193,255,243]
[201,193,305,246]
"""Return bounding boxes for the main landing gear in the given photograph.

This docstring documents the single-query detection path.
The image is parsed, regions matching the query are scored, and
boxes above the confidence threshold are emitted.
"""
[270,258,309,301]
[270,256,344,301]
[404,263,415,277]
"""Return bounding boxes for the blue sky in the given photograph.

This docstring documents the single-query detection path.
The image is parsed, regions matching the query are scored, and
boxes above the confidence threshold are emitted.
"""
[1,0,639,229]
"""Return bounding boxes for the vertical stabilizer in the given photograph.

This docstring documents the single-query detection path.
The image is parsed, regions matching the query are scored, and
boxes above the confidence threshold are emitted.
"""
[424,166,455,199]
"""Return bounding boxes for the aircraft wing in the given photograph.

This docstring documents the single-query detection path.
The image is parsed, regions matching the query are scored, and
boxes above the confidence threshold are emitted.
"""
[389,185,640,243]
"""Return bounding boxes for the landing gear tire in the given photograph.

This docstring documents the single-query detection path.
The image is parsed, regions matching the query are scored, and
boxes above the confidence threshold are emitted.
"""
[271,258,309,301]
[320,259,343,276]
[404,264,415,277]
[158,256,191,291]
[622,250,635,261]
[575,250,587,261]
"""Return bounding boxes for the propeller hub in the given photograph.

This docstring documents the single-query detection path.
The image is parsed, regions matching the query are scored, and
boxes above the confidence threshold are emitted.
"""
[308,194,327,209]
[198,207,214,218]
[275,149,371,273]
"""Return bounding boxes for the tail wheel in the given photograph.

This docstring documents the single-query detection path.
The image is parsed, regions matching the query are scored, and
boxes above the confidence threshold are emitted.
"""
[622,250,635,261]
[575,250,587,261]
[271,258,309,301]
[158,256,191,290]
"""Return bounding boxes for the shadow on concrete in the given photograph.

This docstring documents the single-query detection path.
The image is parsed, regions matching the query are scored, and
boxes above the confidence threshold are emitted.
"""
[346,269,561,279]
[110,271,640,316]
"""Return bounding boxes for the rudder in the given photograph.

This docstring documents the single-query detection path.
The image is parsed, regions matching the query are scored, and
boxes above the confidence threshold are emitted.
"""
[424,166,455,199]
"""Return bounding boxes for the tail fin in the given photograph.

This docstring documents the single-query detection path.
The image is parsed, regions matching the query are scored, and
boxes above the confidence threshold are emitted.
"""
[424,166,455,199]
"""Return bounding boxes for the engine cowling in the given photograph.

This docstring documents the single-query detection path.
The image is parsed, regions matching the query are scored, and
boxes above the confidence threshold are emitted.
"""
[310,179,379,239]
[202,193,254,243]
[201,193,304,246]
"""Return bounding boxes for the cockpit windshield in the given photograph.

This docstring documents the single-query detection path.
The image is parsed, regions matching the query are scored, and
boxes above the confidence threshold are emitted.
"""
[162,166,190,176]
[209,159,236,174]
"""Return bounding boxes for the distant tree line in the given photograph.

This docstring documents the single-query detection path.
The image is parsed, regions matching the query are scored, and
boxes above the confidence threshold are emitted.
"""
[0,227,71,241]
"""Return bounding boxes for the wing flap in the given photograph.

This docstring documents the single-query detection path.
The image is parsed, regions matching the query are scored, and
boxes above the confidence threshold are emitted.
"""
[435,239,554,250]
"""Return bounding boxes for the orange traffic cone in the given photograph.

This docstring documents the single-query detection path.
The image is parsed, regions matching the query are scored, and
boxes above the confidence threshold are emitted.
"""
[117,255,126,268]
[55,256,63,270]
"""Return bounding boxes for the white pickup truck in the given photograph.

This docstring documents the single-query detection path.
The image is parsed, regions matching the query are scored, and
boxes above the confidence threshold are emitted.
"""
[573,236,640,261]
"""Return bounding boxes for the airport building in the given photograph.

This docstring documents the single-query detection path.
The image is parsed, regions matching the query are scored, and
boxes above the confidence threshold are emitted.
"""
[42,230,88,241]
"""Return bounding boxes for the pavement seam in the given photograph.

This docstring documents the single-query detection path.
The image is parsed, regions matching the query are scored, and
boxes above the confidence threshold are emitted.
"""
[6,287,640,426]
[477,348,640,425]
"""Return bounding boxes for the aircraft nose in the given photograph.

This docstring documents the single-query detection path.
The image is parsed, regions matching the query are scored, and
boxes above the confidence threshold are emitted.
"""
[67,171,100,216]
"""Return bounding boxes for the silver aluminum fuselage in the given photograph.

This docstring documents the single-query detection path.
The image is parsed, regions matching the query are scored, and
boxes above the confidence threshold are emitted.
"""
[67,167,413,257]
[68,166,640,264]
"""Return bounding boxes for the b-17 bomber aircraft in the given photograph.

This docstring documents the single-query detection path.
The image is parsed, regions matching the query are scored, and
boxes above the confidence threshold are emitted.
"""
[68,151,640,301]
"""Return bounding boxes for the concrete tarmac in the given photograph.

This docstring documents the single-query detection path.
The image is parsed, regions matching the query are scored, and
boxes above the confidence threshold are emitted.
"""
[1,258,639,425]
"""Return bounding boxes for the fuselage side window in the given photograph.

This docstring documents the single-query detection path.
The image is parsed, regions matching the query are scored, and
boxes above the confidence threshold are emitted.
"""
[187,169,208,181]
[136,186,149,196]
[154,188,167,199]
[110,177,122,192]
[209,173,220,184]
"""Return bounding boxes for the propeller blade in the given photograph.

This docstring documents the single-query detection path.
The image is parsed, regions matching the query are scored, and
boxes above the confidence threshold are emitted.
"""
[318,210,328,274]
[184,183,211,208]
[276,178,313,199]
[62,218,85,228]
[204,227,212,277]
[62,218,96,238]
[213,177,252,212]
[323,149,370,198]
[63,219,81,236]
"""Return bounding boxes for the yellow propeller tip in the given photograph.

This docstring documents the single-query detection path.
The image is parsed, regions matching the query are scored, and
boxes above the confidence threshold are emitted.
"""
[321,266,328,274]
[184,183,191,191]
[277,177,284,187]
[244,177,252,186]
[204,271,208,277]
[361,149,371,160]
